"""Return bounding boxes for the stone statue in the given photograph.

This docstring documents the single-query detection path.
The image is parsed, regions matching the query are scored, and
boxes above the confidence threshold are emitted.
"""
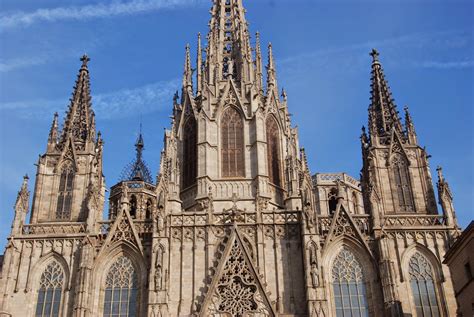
[155,265,162,291]
[311,263,319,287]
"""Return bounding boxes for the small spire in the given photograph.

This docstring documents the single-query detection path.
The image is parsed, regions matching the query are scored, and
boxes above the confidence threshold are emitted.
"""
[197,33,203,95]
[183,44,193,91]
[404,105,417,143]
[255,32,263,91]
[21,174,29,191]
[436,166,444,183]
[48,112,59,146]
[266,43,277,90]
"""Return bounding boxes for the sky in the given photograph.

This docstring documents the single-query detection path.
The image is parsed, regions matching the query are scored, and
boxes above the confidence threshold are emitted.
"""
[0,0,472,250]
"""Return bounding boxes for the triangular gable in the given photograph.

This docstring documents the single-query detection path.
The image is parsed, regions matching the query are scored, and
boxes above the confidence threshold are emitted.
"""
[215,79,247,118]
[323,201,372,257]
[388,127,410,165]
[56,137,78,171]
[99,206,144,255]
[199,225,276,317]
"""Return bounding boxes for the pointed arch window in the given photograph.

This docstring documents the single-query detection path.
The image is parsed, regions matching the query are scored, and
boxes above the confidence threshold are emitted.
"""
[182,116,197,189]
[352,192,359,214]
[390,154,414,212]
[332,248,369,317]
[266,116,282,187]
[328,188,338,215]
[145,199,153,220]
[103,256,138,317]
[35,261,64,317]
[409,252,440,317]
[129,195,137,218]
[56,163,74,220]
[221,107,244,178]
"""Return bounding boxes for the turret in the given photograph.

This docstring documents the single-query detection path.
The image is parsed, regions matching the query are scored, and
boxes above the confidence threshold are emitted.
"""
[11,175,29,235]
[436,166,458,228]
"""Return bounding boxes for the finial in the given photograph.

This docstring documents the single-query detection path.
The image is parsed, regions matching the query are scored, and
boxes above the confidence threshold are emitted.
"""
[281,88,287,101]
[370,49,379,64]
[22,174,29,189]
[436,166,444,182]
[80,54,90,68]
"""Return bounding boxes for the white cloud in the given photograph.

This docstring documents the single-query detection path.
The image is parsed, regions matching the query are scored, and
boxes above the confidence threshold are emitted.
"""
[420,60,474,69]
[0,0,205,30]
[0,79,180,120]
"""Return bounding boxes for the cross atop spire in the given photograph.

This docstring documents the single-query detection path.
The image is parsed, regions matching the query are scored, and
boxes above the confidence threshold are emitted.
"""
[368,49,403,141]
[58,55,96,151]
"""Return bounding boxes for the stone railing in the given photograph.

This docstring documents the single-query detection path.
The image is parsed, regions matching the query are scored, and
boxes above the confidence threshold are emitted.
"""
[317,215,371,238]
[98,220,153,235]
[314,173,360,187]
[22,222,86,235]
[383,215,446,228]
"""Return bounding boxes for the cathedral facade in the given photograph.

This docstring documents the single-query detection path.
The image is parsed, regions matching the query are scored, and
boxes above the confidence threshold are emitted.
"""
[0,1,462,316]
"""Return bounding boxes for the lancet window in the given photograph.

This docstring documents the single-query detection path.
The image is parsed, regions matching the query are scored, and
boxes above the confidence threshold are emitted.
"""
[328,188,338,215]
[56,163,74,220]
[352,192,359,214]
[130,195,137,218]
[103,256,138,317]
[266,116,282,187]
[145,199,153,220]
[182,117,197,189]
[35,261,64,317]
[221,107,244,178]
[409,252,440,317]
[390,154,414,212]
[332,248,369,317]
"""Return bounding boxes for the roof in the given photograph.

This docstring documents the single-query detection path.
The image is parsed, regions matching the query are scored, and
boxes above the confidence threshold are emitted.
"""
[444,221,474,263]
[119,132,153,184]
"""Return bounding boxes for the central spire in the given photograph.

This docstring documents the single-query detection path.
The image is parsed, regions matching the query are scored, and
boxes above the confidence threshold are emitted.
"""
[205,0,253,84]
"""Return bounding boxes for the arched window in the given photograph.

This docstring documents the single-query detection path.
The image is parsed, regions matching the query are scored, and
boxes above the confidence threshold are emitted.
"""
[182,117,197,189]
[35,261,64,317]
[266,116,281,187]
[103,256,138,317]
[332,248,369,317]
[221,107,244,178]
[352,192,359,214]
[56,163,74,220]
[409,252,440,317]
[390,154,414,212]
[328,188,338,215]
[130,195,137,218]
[145,199,153,220]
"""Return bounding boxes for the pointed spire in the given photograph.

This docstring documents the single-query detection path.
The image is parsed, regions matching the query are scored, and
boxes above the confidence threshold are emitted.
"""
[436,166,458,227]
[183,44,193,91]
[47,112,59,150]
[255,32,263,91]
[404,105,417,144]
[266,43,278,91]
[119,127,153,184]
[59,55,95,151]
[205,0,253,85]
[196,33,203,95]
[12,175,30,235]
[368,49,403,140]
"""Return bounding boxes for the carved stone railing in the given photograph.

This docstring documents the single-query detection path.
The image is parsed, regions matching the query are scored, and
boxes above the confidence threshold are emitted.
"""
[383,215,446,228]
[22,222,87,235]
[169,210,300,227]
[317,215,371,238]
[314,173,360,187]
[97,220,153,235]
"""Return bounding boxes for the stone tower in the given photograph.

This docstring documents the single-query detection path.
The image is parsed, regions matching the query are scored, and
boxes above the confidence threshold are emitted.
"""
[0,1,462,317]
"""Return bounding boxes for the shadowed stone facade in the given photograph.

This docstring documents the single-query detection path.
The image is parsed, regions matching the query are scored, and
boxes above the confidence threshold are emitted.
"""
[0,1,463,316]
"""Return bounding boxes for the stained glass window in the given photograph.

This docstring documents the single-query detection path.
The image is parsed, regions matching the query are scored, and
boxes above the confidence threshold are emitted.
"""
[266,116,281,187]
[182,117,197,189]
[56,163,74,220]
[221,107,244,178]
[409,252,440,317]
[35,261,64,317]
[103,256,138,317]
[391,154,414,212]
[332,248,369,317]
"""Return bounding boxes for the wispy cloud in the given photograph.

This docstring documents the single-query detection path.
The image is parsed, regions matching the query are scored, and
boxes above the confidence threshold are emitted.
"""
[0,0,205,30]
[420,60,474,69]
[0,79,180,120]
[0,56,48,72]
[278,30,473,74]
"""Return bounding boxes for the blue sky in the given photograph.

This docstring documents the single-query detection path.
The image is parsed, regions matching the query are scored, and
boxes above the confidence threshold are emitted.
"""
[0,0,472,249]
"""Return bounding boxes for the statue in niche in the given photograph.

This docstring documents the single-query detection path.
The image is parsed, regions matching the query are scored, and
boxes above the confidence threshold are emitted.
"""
[156,212,164,234]
[311,263,319,287]
[154,265,162,291]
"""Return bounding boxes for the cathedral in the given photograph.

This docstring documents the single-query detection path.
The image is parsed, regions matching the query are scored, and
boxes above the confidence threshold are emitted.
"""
[0,0,463,316]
